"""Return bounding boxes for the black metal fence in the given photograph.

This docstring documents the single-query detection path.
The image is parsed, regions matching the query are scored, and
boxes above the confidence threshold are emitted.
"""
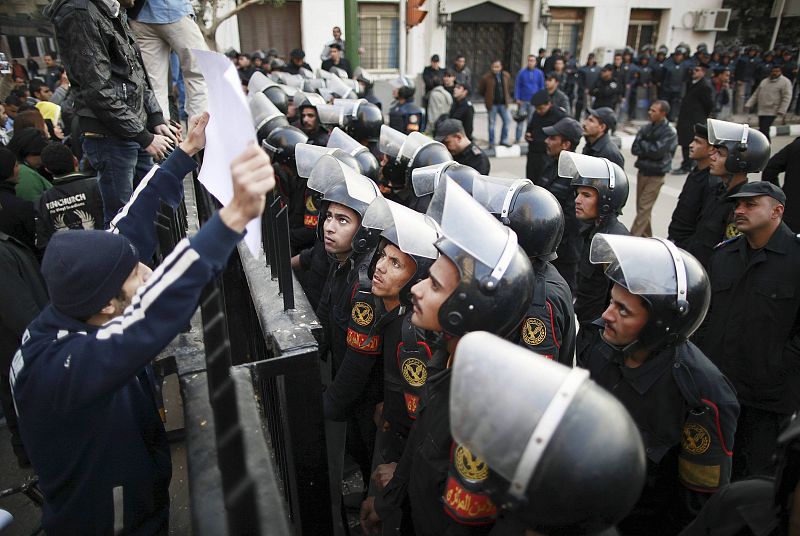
[153,164,331,535]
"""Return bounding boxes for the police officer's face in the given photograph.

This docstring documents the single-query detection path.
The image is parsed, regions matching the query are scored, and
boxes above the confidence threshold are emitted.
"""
[689,136,712,160]
[300,108,318,131]
[372,244,416,300]
[601,284,650,347]
[442,133,465,153]
[410,256,460,333]
[733,196,784,234]
[323,202,360,260]
[582,115,604,138]
[544,135,568,157]
[708,145,728,177]
[600,69,612,80]
[574,186,599,221]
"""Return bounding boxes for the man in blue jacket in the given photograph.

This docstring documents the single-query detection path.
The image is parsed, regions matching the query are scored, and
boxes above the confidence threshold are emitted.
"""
[514,54,545,144]
[10,113,276,535]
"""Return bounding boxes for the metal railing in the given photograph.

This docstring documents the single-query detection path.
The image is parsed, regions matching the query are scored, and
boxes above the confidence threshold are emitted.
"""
[153,163,331,535]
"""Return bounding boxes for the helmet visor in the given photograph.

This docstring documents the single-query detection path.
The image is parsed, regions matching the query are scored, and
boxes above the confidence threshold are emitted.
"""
[450,332,583,484]
[277,83,299,98]
[471,175,533,216]
[557,152,613,180]
[249,92,284,129]
[589,234,677,295]
[427,178,516,270]
[303,79,326,93]
[295,143,338,178]
[389,75,412,89]
[317,103,346,125]
[299,67,314,79]
[707,118,747,145]
[379,125,407,158]
[327,127,362,154]
[248,71,277,95]
[411,162,451,197]
[309,154,379,204]
[294,91,325,109]
[326,75,356,99]
[364,198,440,259]
[401,132,429,162]
[273,72,304,88]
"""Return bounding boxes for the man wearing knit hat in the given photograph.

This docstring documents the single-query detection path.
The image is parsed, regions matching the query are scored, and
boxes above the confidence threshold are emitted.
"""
[10,113,276,534]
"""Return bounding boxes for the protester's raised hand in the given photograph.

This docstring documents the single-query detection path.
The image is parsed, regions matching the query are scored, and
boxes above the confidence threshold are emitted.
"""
[219,142,275,232]
[179,112,209,157]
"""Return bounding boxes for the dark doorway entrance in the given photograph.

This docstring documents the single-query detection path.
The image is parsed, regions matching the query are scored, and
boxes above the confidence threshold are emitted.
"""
[446,2,524,98]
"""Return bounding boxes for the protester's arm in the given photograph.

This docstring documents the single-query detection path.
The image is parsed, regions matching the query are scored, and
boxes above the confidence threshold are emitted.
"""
[110,113,208,262]
[50,144,274,411]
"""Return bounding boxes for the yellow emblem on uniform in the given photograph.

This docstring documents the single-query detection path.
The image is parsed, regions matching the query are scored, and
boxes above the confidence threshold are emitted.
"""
[402,358,427,387]
[305,196,317,212]
[725,223,741,239]
[454,444,489,483]
[522,317,547,346]
[351,302,374,326]
[682,423,711,455]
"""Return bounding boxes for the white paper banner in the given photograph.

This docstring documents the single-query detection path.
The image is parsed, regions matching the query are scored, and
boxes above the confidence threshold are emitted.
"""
[192,49,261,257]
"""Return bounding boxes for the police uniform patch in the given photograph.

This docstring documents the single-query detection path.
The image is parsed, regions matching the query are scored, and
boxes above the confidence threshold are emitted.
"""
[351,302,374,326]
[521,317,547,346]
[724,223,740,239]
[682,423,711,455]
[454,444,489,483]
[401,357,427,387]
[305,196,317,212]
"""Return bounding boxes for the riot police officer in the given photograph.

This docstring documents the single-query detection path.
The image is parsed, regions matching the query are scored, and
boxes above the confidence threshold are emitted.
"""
[326,127,380,181]
[578,234,740,535]
[435,118,490,174]
[561,152,630,332]
[469,173,576,365]
[389,76,426,134]
[450,331,647,535]
[361,178,535,535]
[661,46,692,121]
[292,91,329,146]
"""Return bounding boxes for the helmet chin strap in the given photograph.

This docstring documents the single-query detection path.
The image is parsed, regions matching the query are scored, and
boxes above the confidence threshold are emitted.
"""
[600,329,641,356]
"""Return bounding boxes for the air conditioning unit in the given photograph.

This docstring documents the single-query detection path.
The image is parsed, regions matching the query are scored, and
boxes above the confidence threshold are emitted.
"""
[693,9,731,32]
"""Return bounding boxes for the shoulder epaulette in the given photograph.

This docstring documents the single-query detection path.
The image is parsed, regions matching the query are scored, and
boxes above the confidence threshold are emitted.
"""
[714,234,743,249]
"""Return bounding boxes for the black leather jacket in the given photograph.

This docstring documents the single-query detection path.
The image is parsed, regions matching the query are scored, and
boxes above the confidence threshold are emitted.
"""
[632,119,678,176]
[45,0,164,148]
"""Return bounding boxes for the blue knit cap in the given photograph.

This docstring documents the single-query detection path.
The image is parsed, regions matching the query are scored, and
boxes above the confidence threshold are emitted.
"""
[42,230,140,318]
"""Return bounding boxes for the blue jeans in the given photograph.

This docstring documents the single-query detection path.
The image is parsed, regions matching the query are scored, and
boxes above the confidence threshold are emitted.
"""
[514,102,531,143]
[488,104,512,145]
[83,137,154,227]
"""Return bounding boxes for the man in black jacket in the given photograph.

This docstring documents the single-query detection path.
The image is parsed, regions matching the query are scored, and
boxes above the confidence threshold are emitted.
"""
[762,136,800,232]
[37,142,104,248]
[630,100,678,237]
[45,0,176,227]
[525,90,565,181]
[0,147,36,253]
[674,63,713,173]
[321,44,352,78]
[448,81,474,140]
[591,65,624,110]
[667,123,727,271]
[582,107,624,167]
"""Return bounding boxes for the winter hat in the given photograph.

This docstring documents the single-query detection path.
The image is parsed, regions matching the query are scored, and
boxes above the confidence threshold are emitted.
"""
[42,230,139,318]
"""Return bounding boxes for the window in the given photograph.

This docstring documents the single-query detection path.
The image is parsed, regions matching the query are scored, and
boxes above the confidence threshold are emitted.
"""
[545,8,584,59]
[359,2,399,71]
[627,9,660,53]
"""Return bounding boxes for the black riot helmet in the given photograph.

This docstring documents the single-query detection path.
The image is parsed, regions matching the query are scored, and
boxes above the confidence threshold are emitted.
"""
[590,234,711,353]
[354,67,375,95]
[707,118,770,174]
[262,125,308,165]
[321,99,383,143]
[249,92,290,144]
[560,152,629,221]
[295,143,360,179]
[378,125,417,188]
[471,175,564,261]
[411,161,480,213]
[327,127,380,180]
[450,332,646,535]
[425,178,535,338]
[307,155,382,250]
[405,139,452,184]
[362,197,440,305]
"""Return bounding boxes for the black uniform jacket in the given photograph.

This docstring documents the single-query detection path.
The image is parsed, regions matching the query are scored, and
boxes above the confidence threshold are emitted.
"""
[574,215,630,325]
[449,98,474,141]
[762,136,800,232]
[590,77,624,109]
[375,354,495,536]
[513,259,576,365]
[525,106,566,181]
[632,119,678,176]
[536,157,582,270]
[676,79,713,147]
[697,224,800,414]
[454,143,490,175]
[668,172,743,271]
[578,326,739,535]
[582,133,625,168]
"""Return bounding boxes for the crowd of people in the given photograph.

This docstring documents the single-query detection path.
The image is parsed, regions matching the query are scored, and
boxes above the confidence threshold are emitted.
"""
[1,0,800,534]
